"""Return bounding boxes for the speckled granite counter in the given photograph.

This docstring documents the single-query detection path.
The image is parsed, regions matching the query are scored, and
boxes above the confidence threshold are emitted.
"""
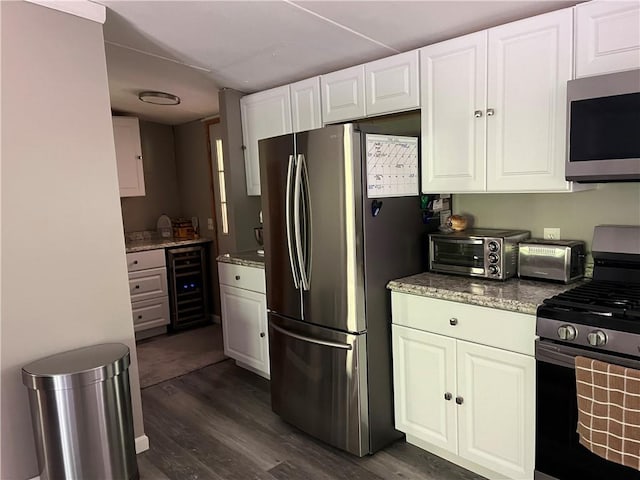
[388,272,584,315]
[125,237,212,253]
[217,251,265,269]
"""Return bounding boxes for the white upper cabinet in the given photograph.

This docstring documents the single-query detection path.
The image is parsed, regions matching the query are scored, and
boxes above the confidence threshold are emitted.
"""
[112,116,145,197]
[575,0,640,78]
[240,85,292,196]
[487,8,574,192]
[290,77,322,132]
[421,8,578,193]
[421,32,487,193]
[321,65,366,123]
[365,50,420,117]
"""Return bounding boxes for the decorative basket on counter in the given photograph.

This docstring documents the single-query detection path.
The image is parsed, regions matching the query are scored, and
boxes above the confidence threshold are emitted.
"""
[172,218,195,239]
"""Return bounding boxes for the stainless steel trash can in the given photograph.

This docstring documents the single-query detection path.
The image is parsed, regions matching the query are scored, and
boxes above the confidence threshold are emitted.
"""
[22,343,139,480]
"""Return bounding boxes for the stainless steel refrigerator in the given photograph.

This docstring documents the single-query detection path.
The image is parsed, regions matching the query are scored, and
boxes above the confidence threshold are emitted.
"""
[259,123,436,456]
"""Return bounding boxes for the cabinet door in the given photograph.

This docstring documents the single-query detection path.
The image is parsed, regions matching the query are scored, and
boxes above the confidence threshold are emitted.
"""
[240,86,292,196]
[486,8,573,192]
[290,77,322,133]
[456,340,535,480]
[392,325,457,454]
[112,116,145,197]
[575,0,640,78]
[420,32,487,193]
[321,65,366,123]
[365,51,420,117]
[220,285,269,375]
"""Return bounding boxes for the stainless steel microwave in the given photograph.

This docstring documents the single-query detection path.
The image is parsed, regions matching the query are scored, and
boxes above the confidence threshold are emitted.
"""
[428,229,530,280]
[566,69,640,182]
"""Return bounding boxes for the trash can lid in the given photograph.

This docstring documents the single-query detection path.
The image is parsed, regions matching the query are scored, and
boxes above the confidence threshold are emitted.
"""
[22,343,130,390]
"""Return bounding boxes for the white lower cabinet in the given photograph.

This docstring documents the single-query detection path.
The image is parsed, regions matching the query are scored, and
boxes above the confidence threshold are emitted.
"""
[391,293,535,480]
[218,262,269,378]
[126,250,170,339]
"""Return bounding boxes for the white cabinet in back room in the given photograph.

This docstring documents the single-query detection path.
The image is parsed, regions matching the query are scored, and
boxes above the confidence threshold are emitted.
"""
[240,86,292,196]
[421,8,582,194]
[575,0,640,78]
[126,249,170,339]
[218,262,269,378]
[391,293,536,480]
[113,116,145,197]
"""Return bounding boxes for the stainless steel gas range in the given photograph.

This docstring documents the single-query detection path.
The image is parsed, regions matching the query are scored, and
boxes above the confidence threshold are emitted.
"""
[535,225,640,480]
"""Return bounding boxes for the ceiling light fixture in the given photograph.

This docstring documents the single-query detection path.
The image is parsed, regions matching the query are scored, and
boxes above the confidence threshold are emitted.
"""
[138,91,181,106]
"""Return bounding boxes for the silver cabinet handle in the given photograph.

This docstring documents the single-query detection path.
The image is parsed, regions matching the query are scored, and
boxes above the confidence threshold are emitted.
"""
[487,108,495,116]
[271,324,352,350]
[136,155,143,160]
[444,392,452,401]
[474,110,483,118]
[456,396,464,405]
[260,332,265,338]
[235,275,240,280]
[449,318,458,326]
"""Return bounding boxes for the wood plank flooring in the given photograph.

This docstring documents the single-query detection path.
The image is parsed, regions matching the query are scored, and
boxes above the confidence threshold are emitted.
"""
[137,359,485,480]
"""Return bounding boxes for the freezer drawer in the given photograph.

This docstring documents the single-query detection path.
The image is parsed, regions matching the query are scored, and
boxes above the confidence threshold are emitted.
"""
[268,313,369,456]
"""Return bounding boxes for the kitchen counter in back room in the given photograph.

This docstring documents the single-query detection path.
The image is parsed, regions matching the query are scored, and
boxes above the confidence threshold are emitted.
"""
[388,271,583,315]
[125,237,212,253]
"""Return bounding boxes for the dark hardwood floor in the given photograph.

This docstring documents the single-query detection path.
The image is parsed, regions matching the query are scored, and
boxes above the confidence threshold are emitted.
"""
[137,359,485,480]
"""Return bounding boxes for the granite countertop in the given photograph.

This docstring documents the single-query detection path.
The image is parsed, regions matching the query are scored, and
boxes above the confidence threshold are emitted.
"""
[388,271,584,315]
[125,237,212,253]
[217,251,265,269]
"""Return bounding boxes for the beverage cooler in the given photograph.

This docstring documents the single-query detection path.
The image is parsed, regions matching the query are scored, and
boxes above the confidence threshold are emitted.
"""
[166,245,210,330]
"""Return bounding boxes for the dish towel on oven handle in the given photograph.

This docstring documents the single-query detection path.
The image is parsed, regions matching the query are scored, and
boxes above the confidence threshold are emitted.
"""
[575,355,640,471]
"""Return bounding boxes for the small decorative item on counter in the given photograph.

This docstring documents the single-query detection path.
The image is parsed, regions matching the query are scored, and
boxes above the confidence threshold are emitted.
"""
[157,214,173,238]
[172,217,195,239]
[447,214,468,231]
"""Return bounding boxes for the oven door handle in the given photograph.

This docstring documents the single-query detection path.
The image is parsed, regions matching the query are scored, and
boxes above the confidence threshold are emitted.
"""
[536,341,576,369]
[436,238,484,245]
[536,339,640,370]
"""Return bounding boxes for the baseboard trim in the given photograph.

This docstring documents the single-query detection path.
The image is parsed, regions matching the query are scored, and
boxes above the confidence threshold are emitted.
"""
[136,434,150,454]
[28,435,149,479]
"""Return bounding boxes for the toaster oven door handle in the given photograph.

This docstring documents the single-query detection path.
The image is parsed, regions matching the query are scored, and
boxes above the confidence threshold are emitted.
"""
[436,238,484,245]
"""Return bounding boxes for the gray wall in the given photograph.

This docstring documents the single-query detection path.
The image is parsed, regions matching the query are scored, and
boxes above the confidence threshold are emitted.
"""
[453,183,640,253]
[174,120,220,316]
[1,3,144,478]
[120,120,181,232]
[218,88,262,254]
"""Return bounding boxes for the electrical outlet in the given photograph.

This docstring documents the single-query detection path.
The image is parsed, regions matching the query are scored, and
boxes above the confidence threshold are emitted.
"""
[207,218,214,230]
[544,228,560,240]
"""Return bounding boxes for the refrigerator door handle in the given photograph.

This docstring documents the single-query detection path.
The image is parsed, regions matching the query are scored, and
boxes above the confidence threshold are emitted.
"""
[294,154,310,291]
[286,154,300,289]
[271,323,353,350]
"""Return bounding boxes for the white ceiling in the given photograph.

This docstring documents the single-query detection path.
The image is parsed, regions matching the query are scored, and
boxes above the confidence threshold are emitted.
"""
[100,0,579,126]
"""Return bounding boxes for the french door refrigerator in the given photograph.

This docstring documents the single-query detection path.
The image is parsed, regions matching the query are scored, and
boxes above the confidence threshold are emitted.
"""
[259,123,435,456]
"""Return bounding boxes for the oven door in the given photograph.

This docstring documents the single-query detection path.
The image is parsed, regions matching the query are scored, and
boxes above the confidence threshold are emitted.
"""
[535,339,640,480]
[429,238,485,276]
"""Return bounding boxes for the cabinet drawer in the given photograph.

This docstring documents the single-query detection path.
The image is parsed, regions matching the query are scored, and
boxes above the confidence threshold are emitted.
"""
[391,293,535,356]
[131,296,170,332]
[126,249,166,272]
[218,262,265,294]
[128,267,168,302]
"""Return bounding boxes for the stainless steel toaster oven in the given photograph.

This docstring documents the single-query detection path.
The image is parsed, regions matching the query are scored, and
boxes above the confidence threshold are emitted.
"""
[518,239,586,283]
